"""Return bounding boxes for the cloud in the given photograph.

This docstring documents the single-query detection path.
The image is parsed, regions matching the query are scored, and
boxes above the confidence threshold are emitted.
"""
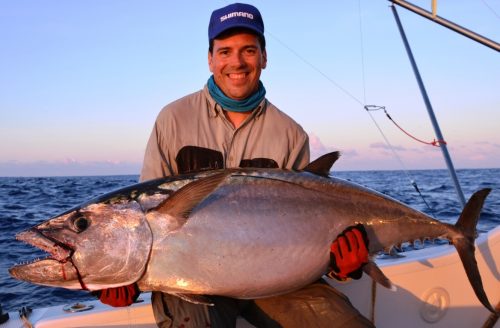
[0,160,142,177]
[308,133,359,159]
[339,149,359,157]
[306,134,500,170]
[309,133,336,160]
[474,141,500,148]
[309,133,329,152]
[454,141,500,165]
[369,142,408,151]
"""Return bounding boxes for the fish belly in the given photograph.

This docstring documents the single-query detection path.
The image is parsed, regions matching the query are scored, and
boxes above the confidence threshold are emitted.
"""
[143,179,345,298]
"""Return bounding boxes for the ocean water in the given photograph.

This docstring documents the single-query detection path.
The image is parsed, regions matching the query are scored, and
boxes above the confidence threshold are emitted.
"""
[0,169,499,313]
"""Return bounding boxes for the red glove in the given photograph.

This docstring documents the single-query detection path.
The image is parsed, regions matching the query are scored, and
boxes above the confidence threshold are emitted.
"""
[92,283,140,307]
[328,224,369,281]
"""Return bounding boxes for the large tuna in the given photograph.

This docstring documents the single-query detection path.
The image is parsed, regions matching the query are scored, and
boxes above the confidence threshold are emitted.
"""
[9,152,496,313]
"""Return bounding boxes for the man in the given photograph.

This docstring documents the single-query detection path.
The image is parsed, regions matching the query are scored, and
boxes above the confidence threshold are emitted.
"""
[97,3,373,327]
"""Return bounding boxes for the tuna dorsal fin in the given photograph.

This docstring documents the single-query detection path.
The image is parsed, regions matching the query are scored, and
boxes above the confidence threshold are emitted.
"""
[155,171,229,220]
[303,152,340,177]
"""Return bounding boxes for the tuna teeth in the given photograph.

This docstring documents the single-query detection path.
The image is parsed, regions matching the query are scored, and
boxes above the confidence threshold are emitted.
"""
[14,254,50,266]
[14,259,36,266]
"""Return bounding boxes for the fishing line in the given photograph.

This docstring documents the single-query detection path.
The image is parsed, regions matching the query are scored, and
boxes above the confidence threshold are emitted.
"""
[363,106,435,216]
[356,0,435,216]
[268,1,436,215]
[356,0,427,202]
[267,32,364,107]
[480,0,500,20]
[358,0,368,106]
[358,0,424,205]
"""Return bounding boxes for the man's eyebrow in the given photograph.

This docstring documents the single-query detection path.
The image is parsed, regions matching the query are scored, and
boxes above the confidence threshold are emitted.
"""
[242,45,258,50]
[216,44,258,52]
[216,46,231,52]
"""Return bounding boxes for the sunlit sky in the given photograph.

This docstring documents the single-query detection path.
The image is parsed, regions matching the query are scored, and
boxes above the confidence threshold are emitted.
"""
[1,1,499,177]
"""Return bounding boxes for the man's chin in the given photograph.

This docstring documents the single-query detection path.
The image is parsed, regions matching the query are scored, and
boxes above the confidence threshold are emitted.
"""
[225,91,251,100]
[224,84,256,99]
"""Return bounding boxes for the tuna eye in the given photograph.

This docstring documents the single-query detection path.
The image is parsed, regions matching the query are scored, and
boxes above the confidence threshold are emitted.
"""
[73,216,89,232]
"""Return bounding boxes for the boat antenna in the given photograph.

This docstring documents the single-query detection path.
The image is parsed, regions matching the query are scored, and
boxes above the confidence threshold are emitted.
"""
[389,3,466,207]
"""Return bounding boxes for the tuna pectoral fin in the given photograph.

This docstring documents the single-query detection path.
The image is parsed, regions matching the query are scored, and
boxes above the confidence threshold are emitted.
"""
[171,293,214,306]
[454,188,496,314]
[363,261,397,291]
[154,171,230,220]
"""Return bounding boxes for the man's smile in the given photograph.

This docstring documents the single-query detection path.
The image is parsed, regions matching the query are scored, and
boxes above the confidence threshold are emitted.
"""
[227,73,248,80]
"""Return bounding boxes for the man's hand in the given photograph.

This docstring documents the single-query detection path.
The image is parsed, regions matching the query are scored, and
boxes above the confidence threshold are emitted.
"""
[328,224,369,281]
[92,283,141,307]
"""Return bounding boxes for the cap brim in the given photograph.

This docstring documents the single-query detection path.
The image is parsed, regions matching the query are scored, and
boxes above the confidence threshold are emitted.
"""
[211,23,263,40]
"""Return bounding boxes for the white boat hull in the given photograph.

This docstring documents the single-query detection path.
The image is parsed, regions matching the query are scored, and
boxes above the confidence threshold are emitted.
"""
[332,225,500,327]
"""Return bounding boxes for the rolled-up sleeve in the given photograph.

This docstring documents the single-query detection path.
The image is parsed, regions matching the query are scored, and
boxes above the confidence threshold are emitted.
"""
[288,131,310,171]
[139,120,172,182]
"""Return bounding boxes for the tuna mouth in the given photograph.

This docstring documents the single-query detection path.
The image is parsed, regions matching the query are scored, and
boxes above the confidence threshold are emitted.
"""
[12,228,88,290]
[16,228,73,263]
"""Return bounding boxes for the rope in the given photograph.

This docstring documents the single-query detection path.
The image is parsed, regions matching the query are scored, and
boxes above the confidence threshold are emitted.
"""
[365,105,446,147]
[370,280,376,324]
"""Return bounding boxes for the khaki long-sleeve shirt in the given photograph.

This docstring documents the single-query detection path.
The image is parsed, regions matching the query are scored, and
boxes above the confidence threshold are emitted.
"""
[140,85,309,181]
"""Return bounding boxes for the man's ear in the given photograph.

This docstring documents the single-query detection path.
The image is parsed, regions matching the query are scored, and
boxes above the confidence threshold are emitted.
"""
[262,49,267,69]
[208,51,214,73]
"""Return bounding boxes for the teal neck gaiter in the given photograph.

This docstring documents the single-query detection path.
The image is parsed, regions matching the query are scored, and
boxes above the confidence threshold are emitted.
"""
[207,75,266,113]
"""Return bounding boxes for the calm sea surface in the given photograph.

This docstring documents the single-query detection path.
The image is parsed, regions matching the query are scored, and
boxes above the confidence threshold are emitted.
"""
[0,169,499,312]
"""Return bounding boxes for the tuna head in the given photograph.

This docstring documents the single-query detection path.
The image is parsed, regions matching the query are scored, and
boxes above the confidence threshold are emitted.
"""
[9,200,152,291]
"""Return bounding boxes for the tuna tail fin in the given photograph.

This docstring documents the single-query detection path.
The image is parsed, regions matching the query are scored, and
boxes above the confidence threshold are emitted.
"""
[453,188,496,314]
[456,188,491,238]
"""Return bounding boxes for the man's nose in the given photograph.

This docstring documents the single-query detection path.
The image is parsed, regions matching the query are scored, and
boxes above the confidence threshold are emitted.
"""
[228,52,246,67]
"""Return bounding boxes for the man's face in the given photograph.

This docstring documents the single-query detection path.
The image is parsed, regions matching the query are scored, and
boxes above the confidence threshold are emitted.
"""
[208,32,267,100]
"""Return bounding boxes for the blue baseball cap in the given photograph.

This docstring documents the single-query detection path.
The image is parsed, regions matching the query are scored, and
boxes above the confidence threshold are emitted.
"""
[208,3,264,41]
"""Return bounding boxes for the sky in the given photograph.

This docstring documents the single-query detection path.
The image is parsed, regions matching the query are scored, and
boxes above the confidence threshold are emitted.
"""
[1,0,499,177]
